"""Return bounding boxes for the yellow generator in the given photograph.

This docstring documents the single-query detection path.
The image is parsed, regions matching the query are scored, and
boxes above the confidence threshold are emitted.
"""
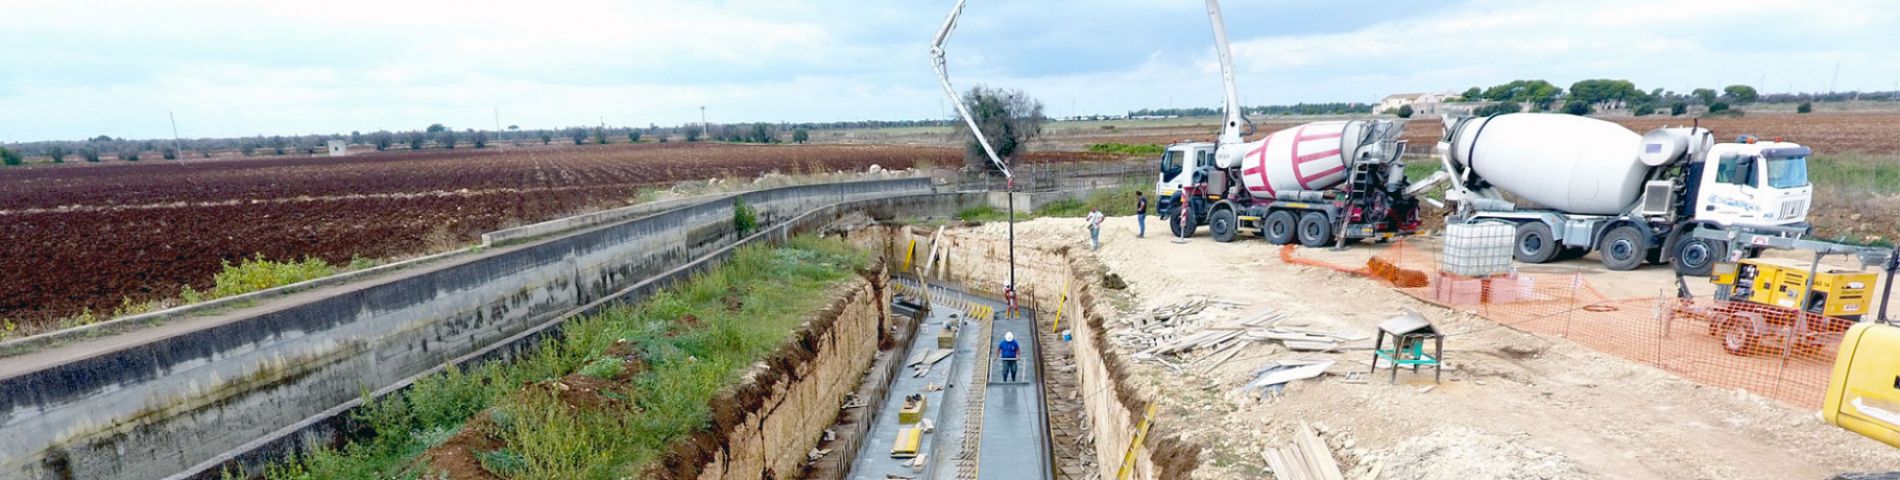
[1711,257,1878,321]
[1825,321,1900,448]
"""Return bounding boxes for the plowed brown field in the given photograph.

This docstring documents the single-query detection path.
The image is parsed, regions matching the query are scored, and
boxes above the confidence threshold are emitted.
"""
[0,142,1118,329]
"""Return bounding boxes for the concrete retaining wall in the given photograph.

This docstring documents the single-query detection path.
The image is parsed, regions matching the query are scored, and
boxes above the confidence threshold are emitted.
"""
[0,179,934,480]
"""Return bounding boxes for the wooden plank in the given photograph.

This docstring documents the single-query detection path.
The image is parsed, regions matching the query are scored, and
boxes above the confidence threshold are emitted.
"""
[1298,422,1345,480]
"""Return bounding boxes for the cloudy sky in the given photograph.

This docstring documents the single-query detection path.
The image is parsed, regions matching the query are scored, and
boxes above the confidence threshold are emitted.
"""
[2,0,1895,142]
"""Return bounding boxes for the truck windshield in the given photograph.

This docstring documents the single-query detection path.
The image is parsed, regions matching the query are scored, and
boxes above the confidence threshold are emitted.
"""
[1160,150,1183,179]
[1765,155,1808,189]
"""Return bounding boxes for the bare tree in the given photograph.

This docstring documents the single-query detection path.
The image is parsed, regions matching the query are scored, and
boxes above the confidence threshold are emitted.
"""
[953,85,1046,172]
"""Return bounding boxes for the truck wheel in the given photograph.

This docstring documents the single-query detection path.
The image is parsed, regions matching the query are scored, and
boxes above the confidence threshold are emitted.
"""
[1296,211,1333,248]
[1672,237,1725,277]
[1721,317,1759,355]
[1168,209,1196,238]
[1513,222,1560,264]
[1264,210,1296,245]
[1209,208,1238,243]
[1597,226,1646,271]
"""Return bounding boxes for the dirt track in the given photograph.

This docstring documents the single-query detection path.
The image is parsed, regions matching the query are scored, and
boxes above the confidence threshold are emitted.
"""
[970,216,1900,480]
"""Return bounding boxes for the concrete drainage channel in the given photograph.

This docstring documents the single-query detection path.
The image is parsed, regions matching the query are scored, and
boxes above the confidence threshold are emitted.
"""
[0,176,1176,480]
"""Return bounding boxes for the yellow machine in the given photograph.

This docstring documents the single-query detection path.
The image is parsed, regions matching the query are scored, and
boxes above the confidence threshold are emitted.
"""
[1711,257,1879,321]
[1825,321,1900,448]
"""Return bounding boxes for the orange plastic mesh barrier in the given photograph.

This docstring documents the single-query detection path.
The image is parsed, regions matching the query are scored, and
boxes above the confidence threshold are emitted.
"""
[1288,240,1849,409]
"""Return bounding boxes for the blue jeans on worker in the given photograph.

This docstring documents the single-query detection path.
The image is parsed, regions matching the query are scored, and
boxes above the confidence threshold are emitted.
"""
[1001,357,1019,382]
[1137,214,1146,238]
[1089,227,1101,250]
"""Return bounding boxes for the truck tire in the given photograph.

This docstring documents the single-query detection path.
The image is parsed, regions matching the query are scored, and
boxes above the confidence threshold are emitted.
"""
[1264,210,1296,245]
[1720,316,1759,356]
[1169,209,1197,238]
[1513,222,1560,264]
[1297,211,1333,248]
[1672,236,1725,277]
[1597,226,1646,271]
[1209,208,1238,243]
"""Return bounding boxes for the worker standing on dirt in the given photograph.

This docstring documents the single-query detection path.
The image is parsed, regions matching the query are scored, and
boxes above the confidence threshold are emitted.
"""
[997,331,1021,382]
[1134,191,1149,238]
[1087,207,1105,251]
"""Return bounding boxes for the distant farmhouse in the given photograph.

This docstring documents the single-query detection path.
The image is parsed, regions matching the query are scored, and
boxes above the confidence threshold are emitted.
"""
[1378,91,1463,115]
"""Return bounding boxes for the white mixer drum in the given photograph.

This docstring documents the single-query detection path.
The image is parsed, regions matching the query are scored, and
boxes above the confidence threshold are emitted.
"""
[1447,114,1646,215]
[1237,121,1353,197]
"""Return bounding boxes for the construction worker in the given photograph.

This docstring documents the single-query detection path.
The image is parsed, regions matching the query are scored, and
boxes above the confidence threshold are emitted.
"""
[1004,285,1019,319]
[997,331,1021,383]
[1134,190,1149,238]
[1086,207,1105,251]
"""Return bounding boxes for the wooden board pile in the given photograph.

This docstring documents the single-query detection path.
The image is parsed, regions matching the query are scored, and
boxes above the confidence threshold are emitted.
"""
[1118,296,1367,364]
[1261,422,1347,480]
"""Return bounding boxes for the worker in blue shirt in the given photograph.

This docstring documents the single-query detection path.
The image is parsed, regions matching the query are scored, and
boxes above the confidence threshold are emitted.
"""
[997,331,1021,382]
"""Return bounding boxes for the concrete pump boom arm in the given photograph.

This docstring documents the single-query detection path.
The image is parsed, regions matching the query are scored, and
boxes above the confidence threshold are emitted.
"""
[1206,0,1251,145]
[930,0,1012,179]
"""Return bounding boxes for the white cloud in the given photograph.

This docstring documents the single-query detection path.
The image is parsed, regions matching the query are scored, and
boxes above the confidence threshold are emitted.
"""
[0,0,1895,141]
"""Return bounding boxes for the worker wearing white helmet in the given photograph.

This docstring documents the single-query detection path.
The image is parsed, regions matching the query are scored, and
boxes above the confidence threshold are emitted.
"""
[997,331,1021,383]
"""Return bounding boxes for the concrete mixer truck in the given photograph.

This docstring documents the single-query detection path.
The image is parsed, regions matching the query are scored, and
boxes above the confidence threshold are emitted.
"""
[1155,0,1423,247]
[1432,113,1818,275]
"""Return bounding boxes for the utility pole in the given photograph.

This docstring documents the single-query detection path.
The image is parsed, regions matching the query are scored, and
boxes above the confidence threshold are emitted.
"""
[169,111,182,165]
[1830,62,1841,94]
[700,106,708,136]
[493,107,501,133]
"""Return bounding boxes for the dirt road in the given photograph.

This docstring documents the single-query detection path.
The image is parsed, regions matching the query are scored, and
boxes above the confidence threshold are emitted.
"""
[972,216,1899,480]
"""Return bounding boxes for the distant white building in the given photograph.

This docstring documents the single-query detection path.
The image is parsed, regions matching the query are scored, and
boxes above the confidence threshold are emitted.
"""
[1378,91,1457,115]
[327,140,347,157]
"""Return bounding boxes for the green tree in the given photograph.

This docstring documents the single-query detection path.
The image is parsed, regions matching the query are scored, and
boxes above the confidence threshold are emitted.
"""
[1708,102,1730,112]
[48,146,67,163]
[1633,104,1656,116]
[1567,79,1639,108]
[1395,104,1414,118]
[1722,85,1759,104]
[372,131,394,151]
[1797,101,1813,114]
[1473,101,1522,117]
[684,126,701,142]
[570,128,588,145]
[408,132,426,150]
[437,129,457,149]
[472,131,488,149]
[955,85,1046,171]
[91,135,113,143]
[1670,102,1688,116]
[161,146,179,160]
[1561,99,1593,116]
[1460,87,1482,101]
[539,132,552,145]
[628,130,642,143]
[0,147,22,166]
[792,128,810,144]
[82,147,101,162]
[594,127,608,145]
[1481,80,1562,110]
[426,123,447,133]
[1691,88,1718,105]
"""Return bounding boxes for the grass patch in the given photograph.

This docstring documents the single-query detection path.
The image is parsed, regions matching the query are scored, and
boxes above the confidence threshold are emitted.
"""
[1034,175,1150,218]
[257,237,866,479]
[1810,153,1900,195]
[211,255,341,298]
[956,204,1009,223]
[1087,143,1166,156]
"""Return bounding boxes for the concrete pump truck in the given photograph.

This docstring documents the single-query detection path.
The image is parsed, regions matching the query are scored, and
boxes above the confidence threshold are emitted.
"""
[1156,1,1425,248]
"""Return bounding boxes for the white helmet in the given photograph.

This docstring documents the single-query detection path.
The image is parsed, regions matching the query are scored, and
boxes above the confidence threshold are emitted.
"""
[1004,331,1015,341]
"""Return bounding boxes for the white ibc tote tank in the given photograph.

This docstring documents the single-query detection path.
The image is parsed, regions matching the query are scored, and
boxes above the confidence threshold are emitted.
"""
[1442,113,1648,215]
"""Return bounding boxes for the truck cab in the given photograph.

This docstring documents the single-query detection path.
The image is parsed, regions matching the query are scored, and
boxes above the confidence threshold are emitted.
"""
[1690,139,1812,229]
[1155,142,1217,224]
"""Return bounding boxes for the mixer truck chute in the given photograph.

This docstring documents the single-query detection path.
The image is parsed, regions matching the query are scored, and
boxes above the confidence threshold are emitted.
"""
[1436,112,1817,275]
[1154,0,1424,247]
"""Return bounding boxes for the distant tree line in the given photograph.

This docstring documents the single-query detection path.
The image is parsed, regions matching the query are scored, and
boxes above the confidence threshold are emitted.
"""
[1127,102,1374,118]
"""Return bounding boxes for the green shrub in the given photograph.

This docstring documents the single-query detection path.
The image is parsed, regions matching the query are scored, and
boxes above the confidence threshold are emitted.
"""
[733,198,758,236]
[1561,100,1593,115]
[1670,102,1688,116]
[1396,104,1414,118]
[628,131,642,143]
[48,146,66,163]
[1708,102,1729,112]
[0,147,21,166]
[1633,104,1656,116]
[83,148,101,162]
[210,255,338,298]
[1473,101,1522,117]
[1797,102,1813,114]
[1086,143,1166,156]
[578,357,624,379]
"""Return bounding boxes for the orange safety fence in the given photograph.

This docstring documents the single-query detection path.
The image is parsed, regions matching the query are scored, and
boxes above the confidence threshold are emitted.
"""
[1289,239,1849,409]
